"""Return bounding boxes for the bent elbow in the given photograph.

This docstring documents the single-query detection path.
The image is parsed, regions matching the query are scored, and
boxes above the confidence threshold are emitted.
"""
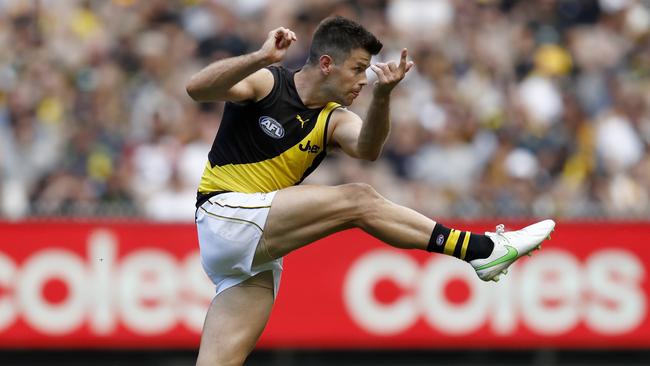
[185,78,201,101]
[185,86,196,101]
[354,144,383,161]
[186,75,216,102]
[366,154,380,162]
[359,150,381,162]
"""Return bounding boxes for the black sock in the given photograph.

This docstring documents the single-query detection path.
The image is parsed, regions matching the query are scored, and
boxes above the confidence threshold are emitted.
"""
[426,223,494,262]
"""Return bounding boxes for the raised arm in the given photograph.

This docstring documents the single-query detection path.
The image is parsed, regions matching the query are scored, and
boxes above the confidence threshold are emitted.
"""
[186,27,297,102]
[330,49,414,161]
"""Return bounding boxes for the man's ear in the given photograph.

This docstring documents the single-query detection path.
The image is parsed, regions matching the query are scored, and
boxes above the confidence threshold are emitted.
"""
[319,55,334,75]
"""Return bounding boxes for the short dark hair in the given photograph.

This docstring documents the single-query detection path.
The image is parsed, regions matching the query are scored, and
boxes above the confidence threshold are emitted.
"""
[307,16,382,65]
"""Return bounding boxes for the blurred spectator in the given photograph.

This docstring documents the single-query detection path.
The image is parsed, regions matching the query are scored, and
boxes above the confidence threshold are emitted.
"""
[0,0,648,220]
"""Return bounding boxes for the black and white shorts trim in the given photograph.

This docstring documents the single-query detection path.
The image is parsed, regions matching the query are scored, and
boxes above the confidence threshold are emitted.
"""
[196,191,282,298]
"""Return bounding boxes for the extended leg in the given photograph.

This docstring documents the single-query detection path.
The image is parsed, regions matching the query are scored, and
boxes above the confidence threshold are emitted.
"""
[258,183,435,263]
[257,183,554,283]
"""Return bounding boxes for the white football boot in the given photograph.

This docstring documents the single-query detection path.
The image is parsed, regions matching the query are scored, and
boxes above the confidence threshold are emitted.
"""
[470,219,556,282]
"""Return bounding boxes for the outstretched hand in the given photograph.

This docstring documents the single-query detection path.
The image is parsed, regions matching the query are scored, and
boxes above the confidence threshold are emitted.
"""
[370,48,414,95]
[259,27,297,64]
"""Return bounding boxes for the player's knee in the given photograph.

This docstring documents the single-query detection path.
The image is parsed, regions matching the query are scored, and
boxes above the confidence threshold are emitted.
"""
[340,183,380,204]
[339,183,384,226]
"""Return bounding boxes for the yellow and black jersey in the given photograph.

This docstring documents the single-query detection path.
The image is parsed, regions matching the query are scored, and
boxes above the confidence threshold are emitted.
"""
[197,66,341,206]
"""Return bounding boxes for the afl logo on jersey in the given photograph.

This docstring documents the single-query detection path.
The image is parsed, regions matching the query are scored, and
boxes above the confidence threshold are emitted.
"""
[259,116,285,139]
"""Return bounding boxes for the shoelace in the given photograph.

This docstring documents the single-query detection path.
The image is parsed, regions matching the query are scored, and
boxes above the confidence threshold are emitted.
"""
[487,224,506,237]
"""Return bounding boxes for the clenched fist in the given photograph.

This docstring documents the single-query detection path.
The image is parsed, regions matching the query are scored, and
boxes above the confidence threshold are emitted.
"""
[259,27,297,64]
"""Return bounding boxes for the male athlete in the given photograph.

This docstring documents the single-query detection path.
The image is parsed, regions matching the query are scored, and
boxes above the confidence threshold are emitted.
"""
[186,16,555,366]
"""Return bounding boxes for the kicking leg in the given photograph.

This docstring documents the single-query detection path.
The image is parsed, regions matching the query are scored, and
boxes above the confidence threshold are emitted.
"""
[196,271,274,366]
[257,183,435,263]
[257,183,554,282]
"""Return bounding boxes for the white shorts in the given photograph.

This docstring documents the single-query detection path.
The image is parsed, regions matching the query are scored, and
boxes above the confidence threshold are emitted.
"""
[195,191,282,298]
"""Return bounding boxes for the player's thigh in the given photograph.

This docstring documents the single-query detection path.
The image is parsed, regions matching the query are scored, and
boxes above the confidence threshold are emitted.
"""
[196,271,274,366]
[260,183,379,260]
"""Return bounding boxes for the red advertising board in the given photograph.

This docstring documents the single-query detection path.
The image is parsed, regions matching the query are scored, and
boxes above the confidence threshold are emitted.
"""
[0,220,648,349]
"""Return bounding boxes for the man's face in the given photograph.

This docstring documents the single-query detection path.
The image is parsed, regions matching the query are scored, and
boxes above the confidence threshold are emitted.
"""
[326,48,371,106]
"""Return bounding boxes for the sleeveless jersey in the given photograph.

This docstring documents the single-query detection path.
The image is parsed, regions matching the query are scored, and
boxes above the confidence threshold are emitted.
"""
[197,66,340,205]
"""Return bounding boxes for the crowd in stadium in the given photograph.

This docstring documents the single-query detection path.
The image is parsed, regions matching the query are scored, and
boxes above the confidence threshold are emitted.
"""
[0,0,648,220]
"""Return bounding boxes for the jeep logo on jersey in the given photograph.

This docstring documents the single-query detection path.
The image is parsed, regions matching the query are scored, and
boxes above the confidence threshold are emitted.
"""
[299,140,321,153]
[259,116,285,139]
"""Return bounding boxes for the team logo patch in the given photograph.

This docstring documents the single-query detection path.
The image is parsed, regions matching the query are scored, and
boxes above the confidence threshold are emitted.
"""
[259,116,285,139]
[436,234,445,246]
